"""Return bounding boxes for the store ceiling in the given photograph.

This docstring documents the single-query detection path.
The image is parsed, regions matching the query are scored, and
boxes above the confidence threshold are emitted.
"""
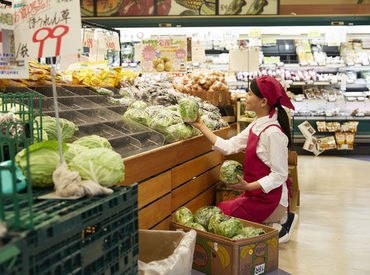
[83,15,370,28]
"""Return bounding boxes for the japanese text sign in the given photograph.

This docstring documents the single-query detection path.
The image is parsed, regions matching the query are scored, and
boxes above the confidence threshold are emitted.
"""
[13,0,82,59]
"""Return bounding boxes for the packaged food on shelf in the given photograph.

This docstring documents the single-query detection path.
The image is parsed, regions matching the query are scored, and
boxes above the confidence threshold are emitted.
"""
[298,121,316,137]
[326,122,341,132]
[342,121,359,132]
[345,132,355,149]
[335,132,346,145]
[316,121,326,132]
[317,136,337,151]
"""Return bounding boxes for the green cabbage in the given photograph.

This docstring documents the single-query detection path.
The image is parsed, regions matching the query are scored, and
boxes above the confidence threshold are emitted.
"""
[165,123,194,142]
[232,227,266,240]
[123,108,149,126]
[91,87,113,96]
[174,207,194,225]
[68,148,125,187]
[186,222,206,231]
[166,105,179,112]
[216,216,243,238]
[202,116,218,130]
[194,206,223,230]
[35,116,78,142]
[146,105,165,117]
[15,140,68,187]
[129,100,147,110]
[148,111,181,133]
[208,213,226,233]
[179,98,199,123]
[72,135,112,150]
[64,144,89,163]
[220,160,244,185]
[33,129,48,142]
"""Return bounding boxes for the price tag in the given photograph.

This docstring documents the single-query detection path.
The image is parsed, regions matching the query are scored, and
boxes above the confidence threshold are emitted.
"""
[308,28,321,38]
[255,263,265,275]
[249,28,261,38]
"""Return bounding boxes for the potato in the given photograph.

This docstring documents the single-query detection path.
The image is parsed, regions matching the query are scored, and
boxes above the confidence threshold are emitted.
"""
[156,63,164,72]
[164,62,173,72]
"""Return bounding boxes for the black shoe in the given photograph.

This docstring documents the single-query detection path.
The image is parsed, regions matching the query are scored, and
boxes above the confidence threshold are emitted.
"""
[282,212,298,238]
[279,226,290,243]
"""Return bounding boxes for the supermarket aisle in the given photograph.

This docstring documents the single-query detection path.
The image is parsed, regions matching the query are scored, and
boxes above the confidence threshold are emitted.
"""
[279,156,370,275]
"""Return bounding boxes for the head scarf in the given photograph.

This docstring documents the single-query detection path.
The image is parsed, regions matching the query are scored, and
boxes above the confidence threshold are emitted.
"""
[252,75,295,118]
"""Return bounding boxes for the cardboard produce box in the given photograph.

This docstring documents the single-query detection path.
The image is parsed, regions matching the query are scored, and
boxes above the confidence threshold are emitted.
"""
[171,218,279,275]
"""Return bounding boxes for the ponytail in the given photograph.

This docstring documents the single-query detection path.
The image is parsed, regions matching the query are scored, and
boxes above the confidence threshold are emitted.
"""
[276,103,292,148]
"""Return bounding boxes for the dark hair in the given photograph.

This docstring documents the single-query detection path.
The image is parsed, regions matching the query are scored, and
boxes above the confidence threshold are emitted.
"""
[250,79,292,148]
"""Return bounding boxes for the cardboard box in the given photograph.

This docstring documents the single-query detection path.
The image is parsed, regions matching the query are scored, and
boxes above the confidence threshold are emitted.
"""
[171,218,279,275]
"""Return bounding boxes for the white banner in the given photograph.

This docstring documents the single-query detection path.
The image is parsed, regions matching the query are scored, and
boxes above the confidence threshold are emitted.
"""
[0,4,28,79]
[83,29,94,48]
[13,0,82,59]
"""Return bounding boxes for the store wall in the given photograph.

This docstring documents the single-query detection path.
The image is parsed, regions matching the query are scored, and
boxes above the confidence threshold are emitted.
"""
[280,0,370,15]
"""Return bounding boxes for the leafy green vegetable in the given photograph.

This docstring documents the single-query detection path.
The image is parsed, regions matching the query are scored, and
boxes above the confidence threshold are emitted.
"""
[179,98,199,123]
[91,87,113,96]
[129,100,147,110]
[72,135,112,150]
[220,160,244,185]
[146,105,165,117]
[64,144,89,163]
[68,148,125,187]
[208,213,226,233]
[166,105,179,112]
[175,207,194,225]
[216,216,243,238]
[194,206,223,230]
[33,129,48,142]
[202,115,217,130]
[232,227,266,240]
[186,222,206,231]
[123,108,149,126]
[35,116,78,142]
[15,140,68,187]
[148,111,181,133]
[165,123,194,142]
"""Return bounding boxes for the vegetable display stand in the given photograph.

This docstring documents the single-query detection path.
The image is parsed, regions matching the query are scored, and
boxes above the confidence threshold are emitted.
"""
[171,217,279,275]
[0,185,138,275]
[0,91,43,230]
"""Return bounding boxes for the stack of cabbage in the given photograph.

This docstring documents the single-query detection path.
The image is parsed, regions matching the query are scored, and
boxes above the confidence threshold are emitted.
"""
[174,206,265,240]
[15,135,125,188]
[123,98,227,143]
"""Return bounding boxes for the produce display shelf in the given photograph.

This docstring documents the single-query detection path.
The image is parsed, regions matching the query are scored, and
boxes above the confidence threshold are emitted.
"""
[0,185,138,275]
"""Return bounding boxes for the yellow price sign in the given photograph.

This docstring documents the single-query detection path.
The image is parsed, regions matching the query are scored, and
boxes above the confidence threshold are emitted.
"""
[249,28,262,38]
[308,28,321,38]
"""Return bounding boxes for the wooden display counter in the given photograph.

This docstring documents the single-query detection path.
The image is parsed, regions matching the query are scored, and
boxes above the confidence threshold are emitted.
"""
[120,127,230,230]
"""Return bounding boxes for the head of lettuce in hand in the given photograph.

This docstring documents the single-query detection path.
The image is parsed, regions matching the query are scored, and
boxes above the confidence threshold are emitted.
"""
[179,98,199,123]
[220,160,244,185]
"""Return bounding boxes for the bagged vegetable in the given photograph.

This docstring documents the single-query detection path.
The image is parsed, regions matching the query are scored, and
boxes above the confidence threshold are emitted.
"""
[215,216,243,238]
[174,207,194,225]
[69,148,125,187]
[15,140,68,187]
[91,87,113,96]
[194,206,223,230]
[208,213,226,233]
[129,100,147,110]
[123,108,149,126]
[179,98,199,123]
[220,160,244,185]
[148,111,181,133]
[186,222,206,231]
[64,144,89,163]
[165,123,193,142]
[72,135,112,150]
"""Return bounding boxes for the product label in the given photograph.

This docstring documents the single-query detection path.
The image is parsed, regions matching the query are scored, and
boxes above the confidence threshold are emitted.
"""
[255,263,265,275]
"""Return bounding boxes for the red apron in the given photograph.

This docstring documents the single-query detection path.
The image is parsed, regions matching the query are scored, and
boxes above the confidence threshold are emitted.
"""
[218,124,292,224]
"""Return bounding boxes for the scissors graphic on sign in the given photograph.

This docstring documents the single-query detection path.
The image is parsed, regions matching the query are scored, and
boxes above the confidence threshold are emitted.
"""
[32,25,69,58]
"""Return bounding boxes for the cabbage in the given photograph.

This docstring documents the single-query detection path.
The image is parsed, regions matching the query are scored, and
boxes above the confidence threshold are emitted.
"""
[186,222,206,231]
[216,216,243,238]
[194,206,223,230]
[15,140,68,187]
[166,105,179,112]
[166,123,193,142]
[146,105,165,117]
[202,116,217,130]
[174,207,194,225]
[72,135,112,150]
[179,98,199,123]
[33,129,48,142]
[232,227,266,240]
[129,100,147,110]
[123,108,149,126]
[148,111,181,133]
[35,116,78,142]
[220,160,244,185]
[208,213,226,233]
[68,148,125,187]
[64,144,89,163]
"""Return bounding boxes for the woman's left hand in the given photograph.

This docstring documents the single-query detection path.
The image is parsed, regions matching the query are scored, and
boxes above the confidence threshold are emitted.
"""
[229,175,250,191]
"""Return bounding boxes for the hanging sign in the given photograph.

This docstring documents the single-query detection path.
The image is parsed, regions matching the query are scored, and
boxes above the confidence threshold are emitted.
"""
[13,0,82,59]
[141,36,187,73]
[105,32,120,51]
[0,5,28,79]
[191,41,205,63]
[83,29,94,48]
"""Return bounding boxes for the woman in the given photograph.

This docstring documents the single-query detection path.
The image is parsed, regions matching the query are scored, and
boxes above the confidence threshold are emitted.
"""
[190,75,298,243]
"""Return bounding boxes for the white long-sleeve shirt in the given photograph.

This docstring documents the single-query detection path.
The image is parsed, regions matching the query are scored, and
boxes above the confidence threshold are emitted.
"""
[213,114,289,207]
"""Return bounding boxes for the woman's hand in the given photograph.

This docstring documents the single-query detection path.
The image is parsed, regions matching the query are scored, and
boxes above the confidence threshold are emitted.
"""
[229,175,250,191]
[188,112,204,130]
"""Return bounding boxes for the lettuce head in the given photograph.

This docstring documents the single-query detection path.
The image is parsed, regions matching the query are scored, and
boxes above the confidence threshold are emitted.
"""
[179,98,199,123]
[220,160,244,185]
[72,135,112,150]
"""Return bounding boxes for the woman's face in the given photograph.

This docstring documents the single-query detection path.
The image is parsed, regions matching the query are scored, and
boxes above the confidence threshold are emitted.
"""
[245,89,265,112]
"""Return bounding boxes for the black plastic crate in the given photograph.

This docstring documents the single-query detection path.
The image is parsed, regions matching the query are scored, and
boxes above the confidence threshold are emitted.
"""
[0,236,26,275]
[1,185,138,275]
